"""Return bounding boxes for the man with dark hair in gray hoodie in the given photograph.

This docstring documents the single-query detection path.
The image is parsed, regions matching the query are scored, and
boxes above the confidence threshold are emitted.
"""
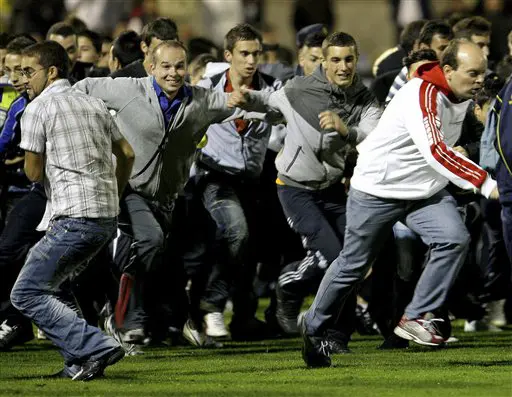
[229,31,381,350]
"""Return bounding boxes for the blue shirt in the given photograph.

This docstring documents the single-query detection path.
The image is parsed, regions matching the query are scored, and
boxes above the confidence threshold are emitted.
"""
[152,77,191,130]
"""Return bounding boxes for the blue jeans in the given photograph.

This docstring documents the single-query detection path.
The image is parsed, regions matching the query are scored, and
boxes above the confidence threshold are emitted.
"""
[305,188,470,336]
[11,217,119,365]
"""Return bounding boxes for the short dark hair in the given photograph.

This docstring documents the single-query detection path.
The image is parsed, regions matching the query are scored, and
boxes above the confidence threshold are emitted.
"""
[65,16,88,34]
[78,29,102,53]
[418,20,453,46]
[322,31,359,57]
[151,40,188,65]
[400,19,428,54]
[303,31,328,49]
[0,33,13,49]
[22,41,70,79]
[141,18,179,46]
[6,35,37,55]
[112,31,144,68]
[46,22,76,40]
[224,23,262,52]
[440,38,471,70]
[453,16,492,39]
[474,72,504,106]
[188,37,220,62]
[403,48,437,71]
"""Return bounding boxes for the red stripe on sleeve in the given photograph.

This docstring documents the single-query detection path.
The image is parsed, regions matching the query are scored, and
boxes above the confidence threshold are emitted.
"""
[419,81,487,188]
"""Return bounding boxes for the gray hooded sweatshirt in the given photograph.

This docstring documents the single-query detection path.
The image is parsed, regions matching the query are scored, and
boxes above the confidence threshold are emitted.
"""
[246,65,382,190]
[74,76,248,204]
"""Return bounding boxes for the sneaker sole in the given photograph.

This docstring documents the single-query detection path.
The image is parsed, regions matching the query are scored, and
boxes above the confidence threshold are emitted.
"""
[393,326,442,347]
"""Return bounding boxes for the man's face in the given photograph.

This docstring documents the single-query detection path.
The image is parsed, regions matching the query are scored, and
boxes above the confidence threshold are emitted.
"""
[323,45,357,88]
[48,33,78,65]
[77,36,99,64]
[424,34,450,59]
[300,46,324,76]
[21,55,49,100]
[4,53,25,93]
[471,34,490,58]
[108,46,119,73]
[225,40,261,80]
[151,45,187,97]
[444,44,487,100]
[97,40,112,68]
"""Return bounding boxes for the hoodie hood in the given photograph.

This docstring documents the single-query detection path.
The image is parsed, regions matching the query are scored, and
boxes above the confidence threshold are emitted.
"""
[414,61,458,102]
[284,65,372,131]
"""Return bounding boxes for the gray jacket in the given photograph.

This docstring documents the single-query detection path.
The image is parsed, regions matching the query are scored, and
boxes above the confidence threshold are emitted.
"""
[74,76,242,203]
[247,66,382,189]
[196,70,281,178]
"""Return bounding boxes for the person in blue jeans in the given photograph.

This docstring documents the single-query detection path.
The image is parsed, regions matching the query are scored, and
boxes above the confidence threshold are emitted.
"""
[10,41,134,380]
[294,40,499,367]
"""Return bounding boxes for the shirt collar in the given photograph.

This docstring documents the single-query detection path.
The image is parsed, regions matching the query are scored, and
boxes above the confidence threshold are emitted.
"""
[152,77,191,102]
[37,79,72,99]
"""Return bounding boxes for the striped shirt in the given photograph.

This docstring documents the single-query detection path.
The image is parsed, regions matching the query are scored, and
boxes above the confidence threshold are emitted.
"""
[20,79,122,229]
[385,66,408,106]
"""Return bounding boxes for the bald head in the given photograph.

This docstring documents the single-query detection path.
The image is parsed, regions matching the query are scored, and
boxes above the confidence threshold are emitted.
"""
[442,39,487,100]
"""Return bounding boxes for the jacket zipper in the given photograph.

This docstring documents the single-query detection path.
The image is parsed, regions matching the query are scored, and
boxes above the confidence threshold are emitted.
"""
[286,146,302,172]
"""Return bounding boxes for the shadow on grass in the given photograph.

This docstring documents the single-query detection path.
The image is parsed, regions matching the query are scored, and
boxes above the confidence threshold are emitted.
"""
[448,360,512,367]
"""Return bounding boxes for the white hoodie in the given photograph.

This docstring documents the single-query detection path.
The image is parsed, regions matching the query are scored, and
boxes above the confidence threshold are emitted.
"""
[351,62,496,200]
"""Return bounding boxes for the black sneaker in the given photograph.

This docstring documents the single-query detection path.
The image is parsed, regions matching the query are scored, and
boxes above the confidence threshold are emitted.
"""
[229,317,269,341]
[0,320,34,351]
[72,347,125,381]
[328,338,352,354]
[298,312,331,368]
[275,284,302,335]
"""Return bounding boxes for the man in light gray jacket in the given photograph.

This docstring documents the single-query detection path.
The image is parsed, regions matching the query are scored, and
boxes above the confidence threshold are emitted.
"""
[75,40,254,344]
[229,32,382,349]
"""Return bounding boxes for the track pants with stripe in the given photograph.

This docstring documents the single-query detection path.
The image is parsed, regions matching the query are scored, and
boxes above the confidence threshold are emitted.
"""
[277,183,356,341]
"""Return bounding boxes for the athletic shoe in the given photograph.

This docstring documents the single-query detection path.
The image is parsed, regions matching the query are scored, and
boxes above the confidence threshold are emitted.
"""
[104,314,143,356]
[182,319,205,347]
[37,328,47,340]
[204,312,228,337]
[393,315,445,346]
[275,284,302,335]
[122,328,148,345]
[487,299,507,327]
[229,317,269,341]
[355,304,379,336]
[0,320,34,351]
[464,319,503,332]
[299,312,332,368]
[328,338,352,354]
[44,364,82,379]
[72,347,125,381]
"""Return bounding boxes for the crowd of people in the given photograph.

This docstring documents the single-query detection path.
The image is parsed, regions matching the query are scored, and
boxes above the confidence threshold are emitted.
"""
[0,9,510,380]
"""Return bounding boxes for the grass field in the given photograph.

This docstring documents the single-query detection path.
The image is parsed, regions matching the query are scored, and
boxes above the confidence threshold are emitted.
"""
[0,323,511,397]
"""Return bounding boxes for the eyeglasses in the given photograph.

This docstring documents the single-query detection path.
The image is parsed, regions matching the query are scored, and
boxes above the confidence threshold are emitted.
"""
[20,68,46,79]
[4,68,23,77]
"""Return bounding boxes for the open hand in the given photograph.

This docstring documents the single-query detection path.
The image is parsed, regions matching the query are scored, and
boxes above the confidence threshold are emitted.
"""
[318,111,348,137]
[453,146,469,157]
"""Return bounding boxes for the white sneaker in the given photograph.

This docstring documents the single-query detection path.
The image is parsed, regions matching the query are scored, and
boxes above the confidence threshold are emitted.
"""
[204,312,228,337]
[37,328,47,340]
[183,320,205,347]
[464,319,503,332]
[104,315,143,356]
[487,299,507,327]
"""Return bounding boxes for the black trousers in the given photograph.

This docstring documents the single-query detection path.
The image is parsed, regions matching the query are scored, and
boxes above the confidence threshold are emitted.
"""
[0,184,45,326]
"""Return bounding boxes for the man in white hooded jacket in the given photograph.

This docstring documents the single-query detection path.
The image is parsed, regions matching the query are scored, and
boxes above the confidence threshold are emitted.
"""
[297,39,499,367]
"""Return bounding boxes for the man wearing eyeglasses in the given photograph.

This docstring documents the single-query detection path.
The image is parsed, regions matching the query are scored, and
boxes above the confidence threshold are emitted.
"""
[9,40,135,381]
[0,35,44,354]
